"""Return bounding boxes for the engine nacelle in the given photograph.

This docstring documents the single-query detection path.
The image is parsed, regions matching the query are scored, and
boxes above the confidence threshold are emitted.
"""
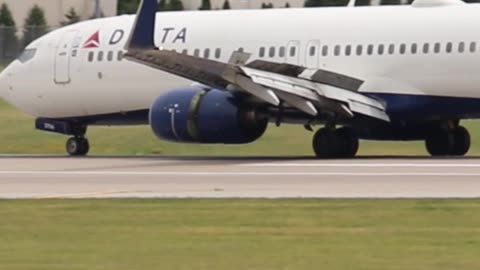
[149,87,268,144]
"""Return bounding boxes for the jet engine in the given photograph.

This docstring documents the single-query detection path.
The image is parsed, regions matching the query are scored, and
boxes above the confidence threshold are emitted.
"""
[149,86,268,144]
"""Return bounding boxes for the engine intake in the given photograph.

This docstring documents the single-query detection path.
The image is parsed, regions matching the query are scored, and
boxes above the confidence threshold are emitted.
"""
[149,87,268,144]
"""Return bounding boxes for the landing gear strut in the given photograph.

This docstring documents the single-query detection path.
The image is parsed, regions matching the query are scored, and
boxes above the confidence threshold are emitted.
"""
[425,126,470,157]
[35,118,91,156]
[312,127,359,159]
[66,137,90,156]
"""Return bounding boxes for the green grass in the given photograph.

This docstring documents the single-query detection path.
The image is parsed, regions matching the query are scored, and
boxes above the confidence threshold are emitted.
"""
[1,199,480,270]
[1,99,480,156]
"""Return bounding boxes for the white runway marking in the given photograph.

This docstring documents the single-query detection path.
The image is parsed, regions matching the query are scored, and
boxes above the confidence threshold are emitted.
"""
[240,163,480,168]
[1,170,480,177]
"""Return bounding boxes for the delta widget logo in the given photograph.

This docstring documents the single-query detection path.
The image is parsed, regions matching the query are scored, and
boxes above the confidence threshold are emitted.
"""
[83,31,100,48]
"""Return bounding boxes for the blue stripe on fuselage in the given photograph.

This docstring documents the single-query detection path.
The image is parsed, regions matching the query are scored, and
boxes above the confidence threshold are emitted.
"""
[368,93,480,121]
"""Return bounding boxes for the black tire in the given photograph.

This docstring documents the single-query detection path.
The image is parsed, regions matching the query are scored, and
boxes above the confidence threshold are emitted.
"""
[336,127,359,158]
[425,128,454,156]
[66,137,89,156]
[313,128,335,159]
[451,126,470,156]
[78,138,90,156]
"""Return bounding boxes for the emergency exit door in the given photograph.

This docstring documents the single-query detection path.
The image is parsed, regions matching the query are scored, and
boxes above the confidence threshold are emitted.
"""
[286,40,300,65]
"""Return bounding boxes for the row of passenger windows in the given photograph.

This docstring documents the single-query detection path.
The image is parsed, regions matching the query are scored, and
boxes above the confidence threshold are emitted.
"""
[87,48,228,62]
[185,48,223,59]
[259,46,296,58]
[88,51,124,62]
[87,41,478,63]
[259,42,479,58]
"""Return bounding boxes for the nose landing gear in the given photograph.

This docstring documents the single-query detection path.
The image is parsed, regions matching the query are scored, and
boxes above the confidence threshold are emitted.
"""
[35,118,90,156]
[66,137,90,156]
[312,127,359,159]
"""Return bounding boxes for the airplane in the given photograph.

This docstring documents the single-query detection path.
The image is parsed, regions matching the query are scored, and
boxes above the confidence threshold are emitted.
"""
[0,0,478,158]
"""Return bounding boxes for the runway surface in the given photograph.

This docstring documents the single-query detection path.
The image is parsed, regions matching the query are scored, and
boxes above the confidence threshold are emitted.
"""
[1,156,480,198]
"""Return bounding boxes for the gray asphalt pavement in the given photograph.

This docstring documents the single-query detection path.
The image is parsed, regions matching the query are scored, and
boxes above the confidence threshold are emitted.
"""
[1,156,480,198]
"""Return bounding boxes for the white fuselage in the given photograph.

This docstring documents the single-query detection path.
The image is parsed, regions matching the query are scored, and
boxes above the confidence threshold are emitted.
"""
[1,5,480,119]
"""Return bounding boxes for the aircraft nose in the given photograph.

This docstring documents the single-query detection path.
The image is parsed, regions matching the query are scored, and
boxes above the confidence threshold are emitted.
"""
[0,62,15,99]
[0,63,14,101]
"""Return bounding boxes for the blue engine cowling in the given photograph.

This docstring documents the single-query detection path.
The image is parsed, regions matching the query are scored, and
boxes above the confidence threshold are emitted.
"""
[149,87,268,144]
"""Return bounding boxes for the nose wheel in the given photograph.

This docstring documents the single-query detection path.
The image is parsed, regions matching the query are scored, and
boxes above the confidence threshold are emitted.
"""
[313,127,359,159]
[66,137,90,156]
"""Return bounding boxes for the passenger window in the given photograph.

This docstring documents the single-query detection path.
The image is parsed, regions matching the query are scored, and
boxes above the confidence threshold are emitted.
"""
[356,45,362,56]
[367,44,374,55]
[194,49,200,57]
[446,42,453,53]
[97,51,104,61]
[259,47,265,57]
[322,45,328,57]
[378,44,384,55]
[470,42,476,53]
[107,51,113,61]
[334,45,341,56]
[279,46,286,57]
[203,49,210,59]
[309,46,316,56]
[269,47,276,58]
[458,42,465,53]
[345,45,352,56]
[423,43,429,54]
[88,51,94,62]
[215,48,221,59]
[434,43,441,54]
[289,46,296,57]
[411,44,418,54]
[117,51,123,61]
[388,44,395,55]
[399,44,406,54]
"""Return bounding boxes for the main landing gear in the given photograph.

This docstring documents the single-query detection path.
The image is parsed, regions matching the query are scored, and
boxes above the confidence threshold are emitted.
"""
[425,126,470,157]
[312,127,359,159]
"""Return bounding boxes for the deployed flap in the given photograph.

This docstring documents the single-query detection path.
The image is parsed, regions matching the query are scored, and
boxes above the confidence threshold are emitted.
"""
[241,67,390,122]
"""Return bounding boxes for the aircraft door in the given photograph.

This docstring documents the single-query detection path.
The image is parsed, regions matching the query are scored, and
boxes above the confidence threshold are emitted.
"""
[54,30,79,84]
[286,40,300,65]
[306,40,320,69]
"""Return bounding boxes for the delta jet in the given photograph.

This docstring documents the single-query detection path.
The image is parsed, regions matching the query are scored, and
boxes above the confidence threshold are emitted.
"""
[0,0,478,158]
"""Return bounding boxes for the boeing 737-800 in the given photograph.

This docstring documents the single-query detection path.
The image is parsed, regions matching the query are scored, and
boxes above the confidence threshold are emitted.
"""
[0,0,478,158]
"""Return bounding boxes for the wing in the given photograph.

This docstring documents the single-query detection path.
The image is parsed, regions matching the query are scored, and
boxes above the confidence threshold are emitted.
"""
[124,0,390,122]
